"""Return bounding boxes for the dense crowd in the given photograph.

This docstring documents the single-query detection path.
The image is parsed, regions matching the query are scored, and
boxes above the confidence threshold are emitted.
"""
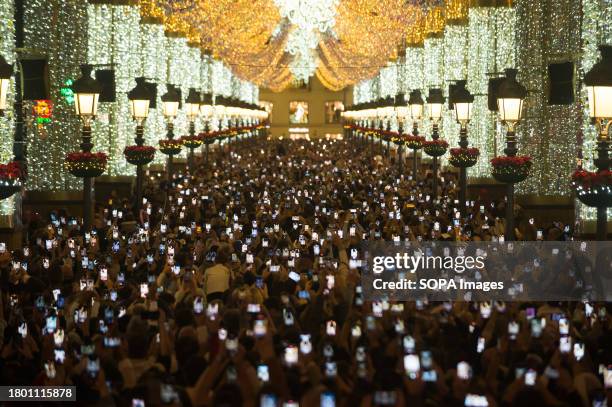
[1,136,610,406]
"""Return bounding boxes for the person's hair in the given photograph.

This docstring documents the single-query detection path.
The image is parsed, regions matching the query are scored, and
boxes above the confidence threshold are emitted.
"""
[213,383,243,407]
[216,245,230,264]
[126,316,151,359]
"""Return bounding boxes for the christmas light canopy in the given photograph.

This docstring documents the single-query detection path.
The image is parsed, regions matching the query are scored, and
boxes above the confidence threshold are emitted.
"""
[161,85,181,119]
[0,55,13,112]
[128,77,153,121]
[408,90,424,121]
[496,68,527,128]
[72,64,103,121]
[451,80,474,125]
[584,45,612,121]
[426,88,445,122]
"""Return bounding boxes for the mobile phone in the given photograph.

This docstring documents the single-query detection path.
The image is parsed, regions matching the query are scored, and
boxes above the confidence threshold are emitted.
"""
[18,322,27,338]
[321,391,335,407]
[525,369,536,386]
[254,318,267,337]
[465,394,489,407]
[87,357,100,378]
[44,361,56,379]
[326,320,336,336]
[325,361,337,378]
[573,342,585,360]
[457,361,472,380]
[226,337,238,352]
[257,364,270,382]
[284,345,298,365]
[404,354,420,379]
[560,336,572,353]
[193,297,204,314]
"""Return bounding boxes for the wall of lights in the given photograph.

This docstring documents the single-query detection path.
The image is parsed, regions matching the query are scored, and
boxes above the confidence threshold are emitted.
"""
[577,0,612,222]
[0,0,15,215]
[24,0,87,192]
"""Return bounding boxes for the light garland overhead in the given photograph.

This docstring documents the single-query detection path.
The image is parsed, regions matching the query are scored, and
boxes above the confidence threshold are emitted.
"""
[143,0,463,90]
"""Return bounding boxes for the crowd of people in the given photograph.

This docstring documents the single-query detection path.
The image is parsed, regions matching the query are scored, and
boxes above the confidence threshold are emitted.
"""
[1,135,610,406]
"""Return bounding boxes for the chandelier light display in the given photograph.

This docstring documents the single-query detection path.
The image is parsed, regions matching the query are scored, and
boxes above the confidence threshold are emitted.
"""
[147,0,431,90]
[275,0,338,82]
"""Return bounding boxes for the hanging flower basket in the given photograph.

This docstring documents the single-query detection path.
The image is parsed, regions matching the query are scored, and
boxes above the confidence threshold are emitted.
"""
[449,147,480,168]
[181,135,204,149]
[405,135,425,150]
[379,130,396,142]
[423,139,448,157]
[159,139,183,156]
[124,145,156,166]
[0,161,24,200]
[571,169,612,208]
[491,155,532,184]
[391,133,407,146]
[65,152,108,178]
[218,130,230,140]
[201,132,217,145]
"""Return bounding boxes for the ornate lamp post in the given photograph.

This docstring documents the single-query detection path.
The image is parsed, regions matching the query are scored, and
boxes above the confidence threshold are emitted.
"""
[71,65,103,231]
[126,77,154,212]
[161,84,180,181]
[383,96,395,157]
[200,93,214,164]
[583,45,612,240]
[376,99,385,153]
[450,80,475,209]
[425,88,445,199]
[185,88,201,169]
[408,90,424,178]
[393,93,408,176]
[213,96,227,153]
[495,68,527,241]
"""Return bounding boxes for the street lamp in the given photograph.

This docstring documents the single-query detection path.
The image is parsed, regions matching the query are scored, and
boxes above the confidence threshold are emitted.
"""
[185,88,201,169]
[496,68,527,241]
[451,80,474,209]
[426,88,445,199]
[214,96,228,153]
[200,93,214,164]
[383,96,395,156]
[72,64,103,230]
[394,93,408,175]
[408,90,424,178]
[127,77,153,212]
[584,45,612,240]
[0,55,12,114]
[161,84,180,181]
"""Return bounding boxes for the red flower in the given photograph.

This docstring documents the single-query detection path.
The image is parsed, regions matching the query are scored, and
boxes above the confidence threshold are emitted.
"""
[491,155,532,167]
[65,151,108,163]
[423,139,449,148]
[571,169,612,187]
[124,145,156,154]
[0,161,23,180]
[450,147,480,157]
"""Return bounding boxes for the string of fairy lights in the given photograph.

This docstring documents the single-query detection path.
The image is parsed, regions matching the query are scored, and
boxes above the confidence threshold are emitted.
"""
[0,0,15,215]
